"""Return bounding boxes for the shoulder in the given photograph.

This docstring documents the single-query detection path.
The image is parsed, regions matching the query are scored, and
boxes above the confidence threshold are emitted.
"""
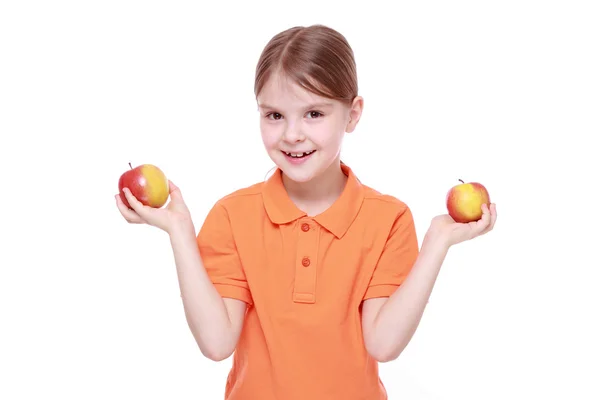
[206,180,268,220]
[213,181,264,206]
[358,184,418,244]
[354,182,416,236]
[199,181,266,231]
[361,183,412,217]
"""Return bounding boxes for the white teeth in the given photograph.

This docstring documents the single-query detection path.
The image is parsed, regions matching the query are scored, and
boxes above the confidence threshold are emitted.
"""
[285,150,314,158]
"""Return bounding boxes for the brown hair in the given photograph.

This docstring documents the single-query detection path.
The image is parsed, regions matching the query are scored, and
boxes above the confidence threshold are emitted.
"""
[254,25,358,106]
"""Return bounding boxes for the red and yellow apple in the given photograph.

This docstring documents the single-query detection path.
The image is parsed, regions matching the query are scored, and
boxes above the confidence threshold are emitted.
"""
[118,163,169,209]
[446,179,490,223]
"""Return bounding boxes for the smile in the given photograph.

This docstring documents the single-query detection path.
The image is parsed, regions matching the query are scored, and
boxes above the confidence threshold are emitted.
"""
[282,150,316,158]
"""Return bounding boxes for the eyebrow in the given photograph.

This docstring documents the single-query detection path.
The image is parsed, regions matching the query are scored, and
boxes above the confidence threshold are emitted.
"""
[258,102,334,110]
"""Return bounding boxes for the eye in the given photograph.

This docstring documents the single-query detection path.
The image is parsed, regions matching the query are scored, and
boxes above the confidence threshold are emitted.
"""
[306,111,323,119]
[265,112,283,120]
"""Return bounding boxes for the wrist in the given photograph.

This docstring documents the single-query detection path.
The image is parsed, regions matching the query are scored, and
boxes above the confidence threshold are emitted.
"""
[168,216,196,237]
[422,229,451,253]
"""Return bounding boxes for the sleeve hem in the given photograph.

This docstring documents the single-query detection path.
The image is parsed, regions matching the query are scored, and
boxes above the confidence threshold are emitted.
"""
[362,284,401,300]
[214,283,253,305]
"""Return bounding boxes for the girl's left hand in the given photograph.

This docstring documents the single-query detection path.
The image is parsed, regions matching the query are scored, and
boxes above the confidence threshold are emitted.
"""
[427,203,497,248]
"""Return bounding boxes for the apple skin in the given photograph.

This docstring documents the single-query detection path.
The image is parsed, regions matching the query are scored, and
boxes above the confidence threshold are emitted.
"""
[118,163,169,209]
[446,180,490,223]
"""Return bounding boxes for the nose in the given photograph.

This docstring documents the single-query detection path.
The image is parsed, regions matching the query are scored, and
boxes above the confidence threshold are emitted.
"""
[282,120,305,143]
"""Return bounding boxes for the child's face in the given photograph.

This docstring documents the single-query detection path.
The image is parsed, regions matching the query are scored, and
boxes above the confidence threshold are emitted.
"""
[257,72,361,184]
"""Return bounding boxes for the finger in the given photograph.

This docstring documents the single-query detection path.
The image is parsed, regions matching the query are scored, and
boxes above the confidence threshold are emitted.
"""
[481,203,497,234]
[472,204,491,236]
[122,188,153,220]
[115,194,144,223]
[168,180,183,201]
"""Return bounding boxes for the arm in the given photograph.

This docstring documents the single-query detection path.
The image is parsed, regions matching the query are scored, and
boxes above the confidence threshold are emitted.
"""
[117,184,249,362]
[170,220,247,361]
[362,204,496,362]
[362,233,448,362]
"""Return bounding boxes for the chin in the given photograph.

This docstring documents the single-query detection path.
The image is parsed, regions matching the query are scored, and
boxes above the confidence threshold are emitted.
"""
[268,150,336,183]
[278,166,317,183]
[271,157,316,183]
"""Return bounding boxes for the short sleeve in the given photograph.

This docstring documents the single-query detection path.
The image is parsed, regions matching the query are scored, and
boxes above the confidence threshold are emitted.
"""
[363,205,419,300]
[197,202,253,305]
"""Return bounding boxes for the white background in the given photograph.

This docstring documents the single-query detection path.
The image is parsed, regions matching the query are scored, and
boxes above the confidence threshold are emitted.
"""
[1,1,599,399]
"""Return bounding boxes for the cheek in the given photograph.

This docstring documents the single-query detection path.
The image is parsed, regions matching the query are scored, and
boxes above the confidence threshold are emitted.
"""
[260,126,279,149]
[312,122,343,148]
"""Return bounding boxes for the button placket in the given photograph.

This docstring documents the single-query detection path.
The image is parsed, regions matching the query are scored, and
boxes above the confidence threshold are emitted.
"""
[293,219,318,303]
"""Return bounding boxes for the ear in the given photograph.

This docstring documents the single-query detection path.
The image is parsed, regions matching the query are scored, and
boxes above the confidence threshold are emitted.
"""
[345,96,364,133]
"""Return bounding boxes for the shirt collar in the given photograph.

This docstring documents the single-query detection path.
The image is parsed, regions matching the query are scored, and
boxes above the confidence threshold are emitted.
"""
[262,163,365,239]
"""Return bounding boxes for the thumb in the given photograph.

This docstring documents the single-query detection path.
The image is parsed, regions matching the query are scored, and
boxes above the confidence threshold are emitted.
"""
[168,180,184,201]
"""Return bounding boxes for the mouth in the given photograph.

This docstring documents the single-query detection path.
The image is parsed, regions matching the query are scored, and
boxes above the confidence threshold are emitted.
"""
[281,150,316,159]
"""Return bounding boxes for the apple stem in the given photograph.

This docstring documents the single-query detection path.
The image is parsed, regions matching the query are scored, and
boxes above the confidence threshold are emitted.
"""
[459,179,464,184]
[129,162,132,170]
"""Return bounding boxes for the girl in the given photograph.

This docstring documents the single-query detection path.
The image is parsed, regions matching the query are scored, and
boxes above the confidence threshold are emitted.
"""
[116,24,496,400]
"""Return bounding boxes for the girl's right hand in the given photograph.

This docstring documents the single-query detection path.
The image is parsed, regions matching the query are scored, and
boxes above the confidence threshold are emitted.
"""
[115,180,192,233]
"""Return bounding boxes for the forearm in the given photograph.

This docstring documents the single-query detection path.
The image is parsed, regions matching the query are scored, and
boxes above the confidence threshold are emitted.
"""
[168,220,236,360]
[371,233,450,361]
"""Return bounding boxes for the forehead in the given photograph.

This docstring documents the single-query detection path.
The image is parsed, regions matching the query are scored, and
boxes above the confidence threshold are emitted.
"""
[257,72,333,110]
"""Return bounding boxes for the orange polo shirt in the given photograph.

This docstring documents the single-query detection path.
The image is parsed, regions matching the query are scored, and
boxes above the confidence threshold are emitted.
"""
[196,163,419,400]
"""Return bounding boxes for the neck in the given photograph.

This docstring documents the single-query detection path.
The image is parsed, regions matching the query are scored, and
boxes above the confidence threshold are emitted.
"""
[282,160,347,215]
